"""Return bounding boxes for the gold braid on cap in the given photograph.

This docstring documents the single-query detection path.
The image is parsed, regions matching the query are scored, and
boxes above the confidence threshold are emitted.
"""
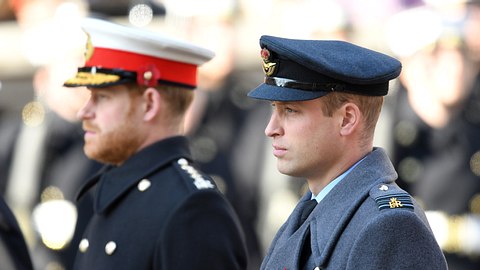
[65,72,121,86]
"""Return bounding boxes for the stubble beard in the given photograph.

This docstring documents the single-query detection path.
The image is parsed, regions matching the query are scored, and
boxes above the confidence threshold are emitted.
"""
[83,114,143,166]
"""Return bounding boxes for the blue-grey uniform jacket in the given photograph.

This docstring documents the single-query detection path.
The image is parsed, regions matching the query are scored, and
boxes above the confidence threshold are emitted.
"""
[73,136,247,269]
[261,148,447,270]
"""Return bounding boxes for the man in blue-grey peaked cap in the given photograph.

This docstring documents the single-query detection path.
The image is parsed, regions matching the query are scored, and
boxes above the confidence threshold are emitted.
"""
[248,35,447,270]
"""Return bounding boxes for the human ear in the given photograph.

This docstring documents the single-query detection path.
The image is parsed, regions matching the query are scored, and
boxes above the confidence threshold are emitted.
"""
[142,87,161,121]
[339,102,360,136]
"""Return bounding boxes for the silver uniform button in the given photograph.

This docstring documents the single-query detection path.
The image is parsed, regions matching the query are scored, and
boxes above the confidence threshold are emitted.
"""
[379,184,389,191]
[137,179,151,192]
[314,267,320,270]
[79,238,89,253]
[105,241,117,255]
[177,158,188,166]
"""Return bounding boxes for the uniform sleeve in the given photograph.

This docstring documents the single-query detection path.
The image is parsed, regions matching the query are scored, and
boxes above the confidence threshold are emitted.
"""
[345,210,447,270]
[0,196,34,270]
[155,190,248,270]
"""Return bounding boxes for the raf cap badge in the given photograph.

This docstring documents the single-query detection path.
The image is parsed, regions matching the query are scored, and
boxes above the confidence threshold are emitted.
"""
[261,48,276,76]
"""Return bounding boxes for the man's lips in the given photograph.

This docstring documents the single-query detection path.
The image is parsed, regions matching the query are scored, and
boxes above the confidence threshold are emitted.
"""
[82,124,98,139]
[272,144,287,157]
[83,130,96,139]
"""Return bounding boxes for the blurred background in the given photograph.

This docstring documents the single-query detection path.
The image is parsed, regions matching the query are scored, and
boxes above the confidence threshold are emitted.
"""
[1,0,480,269]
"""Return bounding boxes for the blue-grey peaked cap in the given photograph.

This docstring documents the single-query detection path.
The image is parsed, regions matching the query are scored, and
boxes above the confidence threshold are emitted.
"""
[247,35,402,101]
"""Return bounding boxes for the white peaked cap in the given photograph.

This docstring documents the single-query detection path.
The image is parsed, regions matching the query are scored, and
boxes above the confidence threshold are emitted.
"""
[65,18,215,88]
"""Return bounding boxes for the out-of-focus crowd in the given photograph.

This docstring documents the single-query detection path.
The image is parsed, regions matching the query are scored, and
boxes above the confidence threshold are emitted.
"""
[1,0,480,269]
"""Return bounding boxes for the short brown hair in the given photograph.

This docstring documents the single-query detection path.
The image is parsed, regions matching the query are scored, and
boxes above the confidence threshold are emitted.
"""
[320,92,383,147]
[128,83,194,119]
[156,85,194,118]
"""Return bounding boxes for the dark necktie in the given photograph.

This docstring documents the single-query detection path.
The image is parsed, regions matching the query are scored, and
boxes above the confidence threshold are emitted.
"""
[298,199,318,269]
[299,199,318,225]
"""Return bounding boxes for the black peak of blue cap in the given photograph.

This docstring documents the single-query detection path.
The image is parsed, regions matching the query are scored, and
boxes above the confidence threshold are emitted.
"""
[248,35,402,101]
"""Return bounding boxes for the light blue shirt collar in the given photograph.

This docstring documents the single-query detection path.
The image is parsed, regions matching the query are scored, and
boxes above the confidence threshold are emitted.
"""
[311,156,366,203]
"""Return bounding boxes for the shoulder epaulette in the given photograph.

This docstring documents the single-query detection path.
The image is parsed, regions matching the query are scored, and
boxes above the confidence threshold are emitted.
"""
[370,183,414,211]
[175,158,215,190]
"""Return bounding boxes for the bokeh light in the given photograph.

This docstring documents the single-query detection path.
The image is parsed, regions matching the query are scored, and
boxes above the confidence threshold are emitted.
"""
[129,4,153,27]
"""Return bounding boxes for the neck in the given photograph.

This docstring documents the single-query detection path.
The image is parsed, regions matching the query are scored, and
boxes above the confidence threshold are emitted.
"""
[308,147,371,195]
[137,121,183,153]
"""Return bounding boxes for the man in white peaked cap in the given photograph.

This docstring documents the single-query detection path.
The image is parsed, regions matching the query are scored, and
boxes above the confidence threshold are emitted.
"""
[63,18,247,269]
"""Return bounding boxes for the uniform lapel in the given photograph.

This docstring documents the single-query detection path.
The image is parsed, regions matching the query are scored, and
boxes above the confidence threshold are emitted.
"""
[310,148,398,267]
[76,165,112,201]
[262,192,314,269]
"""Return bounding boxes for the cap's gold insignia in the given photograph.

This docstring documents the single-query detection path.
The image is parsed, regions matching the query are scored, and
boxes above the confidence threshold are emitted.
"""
[261,48,276,76]
[84,32,94,62]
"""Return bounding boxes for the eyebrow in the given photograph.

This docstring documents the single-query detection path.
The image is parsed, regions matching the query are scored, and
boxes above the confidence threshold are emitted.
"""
[273,101,301,106]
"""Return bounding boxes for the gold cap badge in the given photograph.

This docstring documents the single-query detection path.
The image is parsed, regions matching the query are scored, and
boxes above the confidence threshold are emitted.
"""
[261,48,276,76]
[84,32,94,62]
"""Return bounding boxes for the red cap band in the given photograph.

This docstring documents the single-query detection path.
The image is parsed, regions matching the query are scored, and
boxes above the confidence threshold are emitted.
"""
[86,47,198,87]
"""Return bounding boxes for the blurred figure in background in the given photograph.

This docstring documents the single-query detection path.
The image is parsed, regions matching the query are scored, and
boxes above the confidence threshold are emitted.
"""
[0,1,101,269]
[387,2,480,269]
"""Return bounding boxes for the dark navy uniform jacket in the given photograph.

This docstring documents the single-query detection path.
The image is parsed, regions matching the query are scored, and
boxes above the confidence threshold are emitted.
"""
[73,136,247,269]
[261,148,447,270]
[0,195,33,270]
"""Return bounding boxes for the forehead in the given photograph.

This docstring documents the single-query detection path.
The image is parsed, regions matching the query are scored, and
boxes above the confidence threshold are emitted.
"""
[87,84,133,95]
[272,98,323,107]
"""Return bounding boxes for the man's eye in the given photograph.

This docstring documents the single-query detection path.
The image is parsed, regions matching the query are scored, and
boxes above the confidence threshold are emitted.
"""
[285,108,295,113]
[96,94,108,100]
